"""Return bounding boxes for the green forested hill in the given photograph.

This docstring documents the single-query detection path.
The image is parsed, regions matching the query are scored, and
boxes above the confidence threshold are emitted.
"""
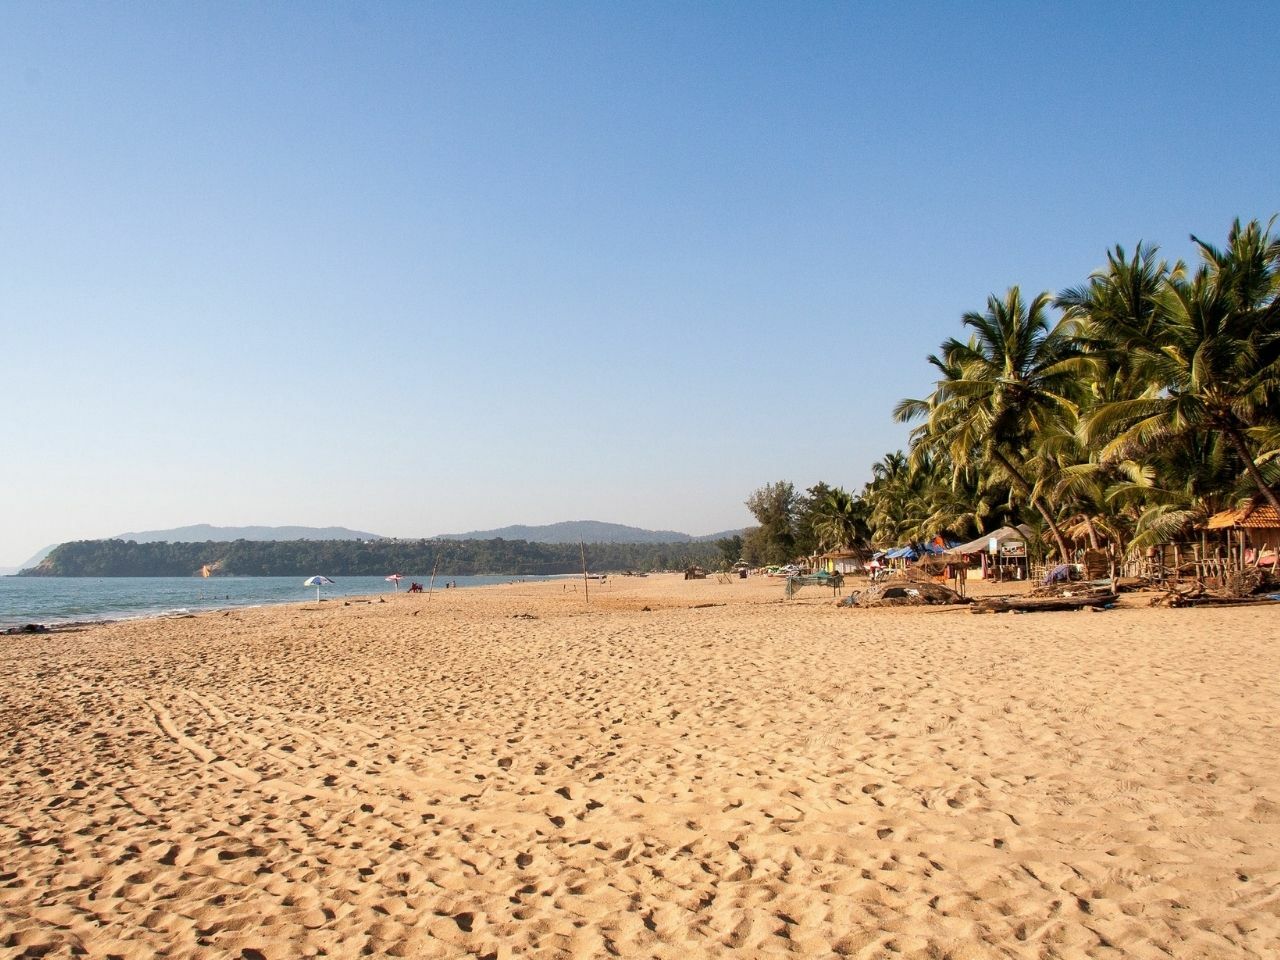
[20,538,722,577]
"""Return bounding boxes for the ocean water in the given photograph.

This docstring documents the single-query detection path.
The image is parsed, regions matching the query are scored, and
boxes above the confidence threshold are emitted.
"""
[0,575,563,629]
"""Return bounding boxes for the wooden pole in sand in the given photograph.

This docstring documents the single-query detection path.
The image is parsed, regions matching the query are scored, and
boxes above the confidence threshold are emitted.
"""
[428,551,442,598]
[580,541,589,604]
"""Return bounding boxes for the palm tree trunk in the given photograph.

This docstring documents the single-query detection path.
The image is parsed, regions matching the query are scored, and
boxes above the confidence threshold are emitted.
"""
[1222,424,1280,514]
[991,449,1072,559]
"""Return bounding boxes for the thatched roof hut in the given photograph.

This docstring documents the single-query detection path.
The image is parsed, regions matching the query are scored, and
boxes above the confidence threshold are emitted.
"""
[1204,498,1280,531]
[1203,496,1280,565]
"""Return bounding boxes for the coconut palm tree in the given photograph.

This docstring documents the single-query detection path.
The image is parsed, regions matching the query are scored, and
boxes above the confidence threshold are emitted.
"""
[863,449,953,548]
[811,487,870,553]
[1087,219,1280,513]
[1036,411,1123,551]
[864,460,917,548]
[1056,242,1169,387]
[896,355,1024,545]
[1041,243,1173,554]
[897,287,1089,558]
[1105,432,1242,554]
[870,450,910,488]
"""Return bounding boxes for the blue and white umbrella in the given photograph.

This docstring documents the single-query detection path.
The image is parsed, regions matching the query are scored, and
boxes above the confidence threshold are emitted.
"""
[304,575,335,601]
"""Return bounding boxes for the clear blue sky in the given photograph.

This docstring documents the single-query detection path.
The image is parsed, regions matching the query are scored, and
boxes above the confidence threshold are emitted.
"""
[2,1,1277,564]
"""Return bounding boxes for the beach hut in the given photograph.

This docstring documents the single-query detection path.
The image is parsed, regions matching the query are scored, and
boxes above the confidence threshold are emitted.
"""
[949,525,1033,581]
[817,547,869,575]
[1203,497,1280,570]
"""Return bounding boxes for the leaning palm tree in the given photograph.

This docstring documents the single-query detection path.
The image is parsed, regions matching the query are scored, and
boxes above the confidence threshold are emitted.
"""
[1087,219,1280,513]
[897,287,1089,559]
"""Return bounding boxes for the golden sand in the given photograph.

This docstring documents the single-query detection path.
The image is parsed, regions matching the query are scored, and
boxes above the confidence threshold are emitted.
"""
[1,574,1277,958]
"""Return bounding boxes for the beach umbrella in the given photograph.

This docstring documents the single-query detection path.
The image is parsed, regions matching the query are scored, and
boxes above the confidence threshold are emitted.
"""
[385,573,403,591]
[304,575,335,602]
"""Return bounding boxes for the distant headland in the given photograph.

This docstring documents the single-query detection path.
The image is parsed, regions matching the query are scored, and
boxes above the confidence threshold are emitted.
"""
[15,521,745,577]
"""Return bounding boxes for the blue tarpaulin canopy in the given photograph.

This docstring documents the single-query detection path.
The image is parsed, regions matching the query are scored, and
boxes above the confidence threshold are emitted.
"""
[884,543,946,560]
[882,541,953,560]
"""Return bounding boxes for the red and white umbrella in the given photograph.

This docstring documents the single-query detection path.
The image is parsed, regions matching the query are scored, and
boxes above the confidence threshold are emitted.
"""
[385,573,403,591]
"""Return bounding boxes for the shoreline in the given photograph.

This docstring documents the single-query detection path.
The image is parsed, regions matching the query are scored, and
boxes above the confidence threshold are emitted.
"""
[0,572,578,633]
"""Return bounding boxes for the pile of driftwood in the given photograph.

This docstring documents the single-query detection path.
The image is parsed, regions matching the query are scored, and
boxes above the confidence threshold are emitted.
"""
[1150,566,1280,607]
[1226,565,1268,596]
[1032,574,1147,598]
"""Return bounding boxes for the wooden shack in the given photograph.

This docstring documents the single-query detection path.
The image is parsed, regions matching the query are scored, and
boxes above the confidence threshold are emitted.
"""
[817,547,868,575]
[1203,497,1280,569]
[949,525,1033,580]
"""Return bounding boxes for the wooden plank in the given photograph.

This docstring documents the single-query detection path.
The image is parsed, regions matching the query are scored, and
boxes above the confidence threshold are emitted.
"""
[971,594,1116,614]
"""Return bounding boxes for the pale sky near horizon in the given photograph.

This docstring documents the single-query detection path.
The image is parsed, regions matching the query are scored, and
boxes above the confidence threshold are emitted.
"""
[2,1,1277,565]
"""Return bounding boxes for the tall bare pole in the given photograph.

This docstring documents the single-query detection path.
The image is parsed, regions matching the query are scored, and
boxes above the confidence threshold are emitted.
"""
[580,541,589,604]
[428,549,442,598]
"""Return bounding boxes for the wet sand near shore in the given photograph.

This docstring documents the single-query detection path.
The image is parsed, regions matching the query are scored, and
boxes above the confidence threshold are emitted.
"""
[1,574,1277,958]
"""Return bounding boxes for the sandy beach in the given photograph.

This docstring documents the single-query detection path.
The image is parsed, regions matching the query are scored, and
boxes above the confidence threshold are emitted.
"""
[1,573,1277,958]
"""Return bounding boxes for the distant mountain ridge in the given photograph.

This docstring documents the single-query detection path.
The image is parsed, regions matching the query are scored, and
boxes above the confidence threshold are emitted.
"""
[112,524,385,543]
[435,520,743,544]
